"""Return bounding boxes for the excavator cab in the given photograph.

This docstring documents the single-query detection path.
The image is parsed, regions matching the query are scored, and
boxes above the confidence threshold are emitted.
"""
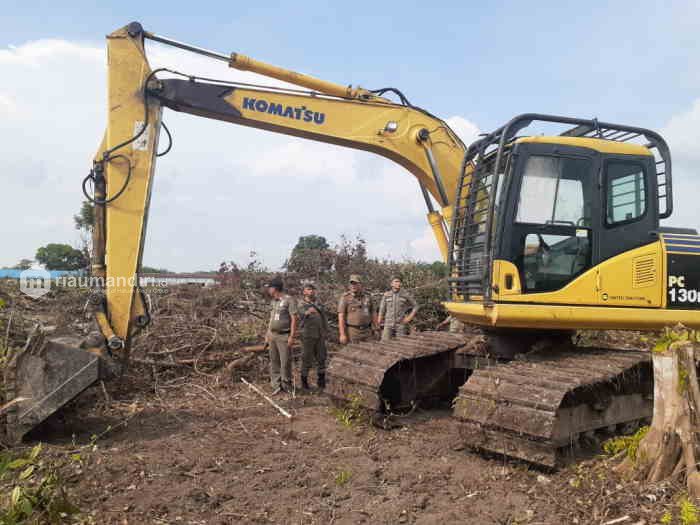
[445,114,698,332]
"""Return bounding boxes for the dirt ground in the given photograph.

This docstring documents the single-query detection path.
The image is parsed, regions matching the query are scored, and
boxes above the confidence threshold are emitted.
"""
[1,282,684,524]
[27,356,679,525]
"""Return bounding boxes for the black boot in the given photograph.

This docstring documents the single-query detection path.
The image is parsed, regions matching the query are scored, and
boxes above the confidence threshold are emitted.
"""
[317,373,326,391]
[301,375,310,391]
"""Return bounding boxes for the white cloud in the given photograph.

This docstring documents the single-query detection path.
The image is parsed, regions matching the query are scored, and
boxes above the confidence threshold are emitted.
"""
[446,115,481,145]
[661,98,700,233]
[409,226,443,262]
[0,37,479,271]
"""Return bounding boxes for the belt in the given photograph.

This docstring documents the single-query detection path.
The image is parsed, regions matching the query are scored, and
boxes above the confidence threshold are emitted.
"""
[346,324,371,329]
[270,329,290,334]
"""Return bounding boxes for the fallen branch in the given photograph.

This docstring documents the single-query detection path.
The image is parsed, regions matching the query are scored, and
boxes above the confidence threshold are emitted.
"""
[0,397,29,416]
[131,358,190,369]
[241,344,268,353]
[603,516,629,525]
[241,377,292,419]
[241,343,301,353]
[226,354,254,373]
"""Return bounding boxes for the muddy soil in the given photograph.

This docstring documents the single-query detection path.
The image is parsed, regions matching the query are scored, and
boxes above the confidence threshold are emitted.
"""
[2,281,679,524]
[28,364,677,525]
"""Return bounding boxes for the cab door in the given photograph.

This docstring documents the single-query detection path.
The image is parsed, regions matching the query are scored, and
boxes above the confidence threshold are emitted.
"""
[597,155,657,261]
[498,142,600,295]
[594,154,662,307]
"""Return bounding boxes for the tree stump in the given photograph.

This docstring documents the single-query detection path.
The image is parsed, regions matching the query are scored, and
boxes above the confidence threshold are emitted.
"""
[617,326,700,499]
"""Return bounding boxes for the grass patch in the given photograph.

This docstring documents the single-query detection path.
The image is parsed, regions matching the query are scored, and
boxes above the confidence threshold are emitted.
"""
[0,443,82,524]
[334,470,351,487]
[332,393,366,429]
[602,425,649,461]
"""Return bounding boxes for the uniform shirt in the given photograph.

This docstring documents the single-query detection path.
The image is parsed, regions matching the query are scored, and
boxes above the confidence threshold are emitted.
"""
[338,291,376,327]
[299,297,327,338]
[379,290,418,326]
[268,294,298,333]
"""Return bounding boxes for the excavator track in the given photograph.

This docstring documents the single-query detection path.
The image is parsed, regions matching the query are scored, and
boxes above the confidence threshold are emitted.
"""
[326,331,653,468]
[325,331,472,411]
[453,347,652,467]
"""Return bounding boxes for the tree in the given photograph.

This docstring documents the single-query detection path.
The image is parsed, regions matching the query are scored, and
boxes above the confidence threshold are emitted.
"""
[141,266,173,274]
[616,325,700,500]
[73,200,95,233]
[35,244,88,271]
[12,259,33,270]
[286,235,334,276]
[74,200,95,267]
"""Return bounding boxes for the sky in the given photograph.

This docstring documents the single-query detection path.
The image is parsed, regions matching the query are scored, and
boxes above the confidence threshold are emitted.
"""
[1,1,698,272]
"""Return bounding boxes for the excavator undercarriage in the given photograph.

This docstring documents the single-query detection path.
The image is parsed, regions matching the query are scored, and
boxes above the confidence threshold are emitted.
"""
[326,331,652,467]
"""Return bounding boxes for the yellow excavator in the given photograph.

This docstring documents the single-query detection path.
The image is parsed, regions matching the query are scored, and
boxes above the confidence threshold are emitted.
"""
[6,22,700,466]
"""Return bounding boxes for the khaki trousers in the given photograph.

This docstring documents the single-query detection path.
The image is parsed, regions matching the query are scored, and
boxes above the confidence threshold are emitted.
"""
[269,332,292,388]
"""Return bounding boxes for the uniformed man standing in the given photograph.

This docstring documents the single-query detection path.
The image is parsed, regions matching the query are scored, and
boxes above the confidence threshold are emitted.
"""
[298,281,328,391]
[338,274,378,344]
[378,276,418,341]
[265,277,298,395]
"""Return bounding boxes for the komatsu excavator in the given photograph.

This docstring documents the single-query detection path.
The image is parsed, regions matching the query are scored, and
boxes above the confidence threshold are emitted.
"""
[6,22,700,466]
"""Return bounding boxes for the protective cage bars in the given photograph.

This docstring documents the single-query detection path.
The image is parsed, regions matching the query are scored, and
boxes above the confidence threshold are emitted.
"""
[446,113,673,304]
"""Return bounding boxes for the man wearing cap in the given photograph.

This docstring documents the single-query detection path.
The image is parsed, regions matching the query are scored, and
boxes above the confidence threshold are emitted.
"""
[378,276,418,341]
[338,274,378,344]
[298,281,328,391]
[265,277,298,395]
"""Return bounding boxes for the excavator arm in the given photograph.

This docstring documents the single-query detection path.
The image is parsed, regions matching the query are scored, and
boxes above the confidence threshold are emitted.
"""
[91,22,467,350]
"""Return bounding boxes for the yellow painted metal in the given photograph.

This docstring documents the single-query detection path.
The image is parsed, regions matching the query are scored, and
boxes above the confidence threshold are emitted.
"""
[491,260,522,296]
[223,89,464,207]
[102,25,162,344]
[516,136,654,156]
[427,211,448,262]
[445,300,700,331]
[95,311,117,342]
[489,242,664,308]
[448,242,672,330]
[229,53,385,102]
[442,205,454,228]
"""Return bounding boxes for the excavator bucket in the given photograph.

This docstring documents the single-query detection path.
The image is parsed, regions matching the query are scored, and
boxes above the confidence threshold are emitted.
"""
[3,328,116,443]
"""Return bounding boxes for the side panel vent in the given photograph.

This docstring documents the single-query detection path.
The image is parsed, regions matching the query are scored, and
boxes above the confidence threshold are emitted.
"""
[633,254,656,288]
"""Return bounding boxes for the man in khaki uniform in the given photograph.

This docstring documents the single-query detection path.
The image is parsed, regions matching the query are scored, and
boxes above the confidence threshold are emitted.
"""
[338,274,377,344]
[298,281,328,391]
[265,277,298,395]
[378,276,418,341]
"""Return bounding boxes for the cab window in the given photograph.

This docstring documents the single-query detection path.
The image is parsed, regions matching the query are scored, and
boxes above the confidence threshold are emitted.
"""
[606,161,647,225]
[516,155,592,227]
[515,155,593,293]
